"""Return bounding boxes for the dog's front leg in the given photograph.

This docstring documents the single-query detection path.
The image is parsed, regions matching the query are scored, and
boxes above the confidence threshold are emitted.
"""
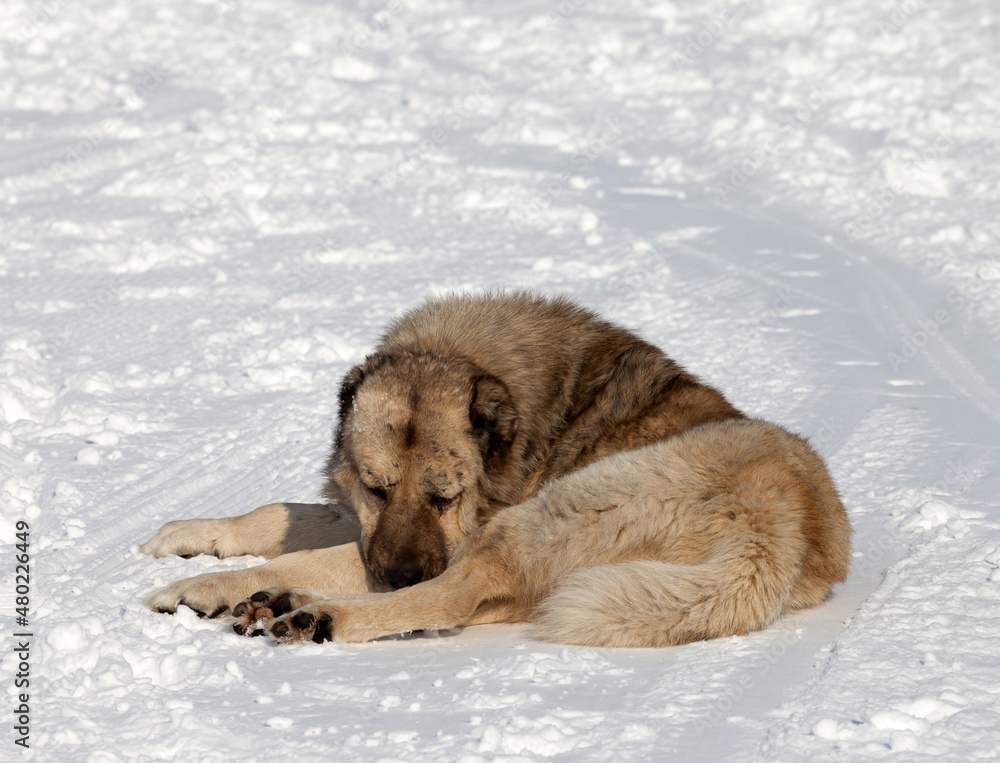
[139,502,360,560]
[240,526,531,643]
[249,575,496,644]
[144,542,388,619]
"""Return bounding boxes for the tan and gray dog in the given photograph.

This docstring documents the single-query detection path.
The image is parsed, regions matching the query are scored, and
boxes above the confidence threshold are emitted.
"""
[142,291,851,647]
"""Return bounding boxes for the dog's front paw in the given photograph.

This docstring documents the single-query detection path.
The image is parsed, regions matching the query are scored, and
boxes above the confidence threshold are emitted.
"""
[139,518,228,559]
[145,569,270,619]
[230,588,330,637]
[268,603,338,644]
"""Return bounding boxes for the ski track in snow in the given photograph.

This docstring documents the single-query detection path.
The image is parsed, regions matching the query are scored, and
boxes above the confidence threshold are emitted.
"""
[2,0,999,760]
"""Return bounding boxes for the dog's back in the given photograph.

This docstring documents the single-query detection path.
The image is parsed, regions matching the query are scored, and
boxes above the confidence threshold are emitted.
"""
[378,291,746,493]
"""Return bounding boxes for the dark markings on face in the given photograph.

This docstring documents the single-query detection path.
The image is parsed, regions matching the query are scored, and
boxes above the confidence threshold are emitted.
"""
[328,352,522,586]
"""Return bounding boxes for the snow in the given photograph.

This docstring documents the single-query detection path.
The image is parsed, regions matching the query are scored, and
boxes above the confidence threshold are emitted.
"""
[2,0,999,759]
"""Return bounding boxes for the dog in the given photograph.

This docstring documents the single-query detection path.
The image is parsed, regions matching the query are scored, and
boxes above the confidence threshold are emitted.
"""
[142,291,851,647]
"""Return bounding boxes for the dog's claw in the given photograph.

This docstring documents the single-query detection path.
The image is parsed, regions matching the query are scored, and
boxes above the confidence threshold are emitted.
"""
[178,600,226,618]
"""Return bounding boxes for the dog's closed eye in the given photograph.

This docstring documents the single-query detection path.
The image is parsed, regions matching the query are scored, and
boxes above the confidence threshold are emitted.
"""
[366,485,388,503]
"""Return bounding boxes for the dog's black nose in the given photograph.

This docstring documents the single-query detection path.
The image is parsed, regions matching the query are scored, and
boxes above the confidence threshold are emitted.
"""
[385,561,424,589]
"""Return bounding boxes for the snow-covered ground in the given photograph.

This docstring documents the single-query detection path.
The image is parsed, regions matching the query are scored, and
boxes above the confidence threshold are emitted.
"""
[2,0,999,759]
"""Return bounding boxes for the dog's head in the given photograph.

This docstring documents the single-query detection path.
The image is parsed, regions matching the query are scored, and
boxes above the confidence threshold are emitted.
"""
[325,352,518,589]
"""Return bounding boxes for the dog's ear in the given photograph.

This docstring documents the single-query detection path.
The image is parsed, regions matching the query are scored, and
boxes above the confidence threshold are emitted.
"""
[335,353,389,446]
[337,364,365,423]
[470,374,518,466]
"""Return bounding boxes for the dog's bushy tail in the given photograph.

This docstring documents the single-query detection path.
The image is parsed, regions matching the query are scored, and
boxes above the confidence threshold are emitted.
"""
[532,540,800,648]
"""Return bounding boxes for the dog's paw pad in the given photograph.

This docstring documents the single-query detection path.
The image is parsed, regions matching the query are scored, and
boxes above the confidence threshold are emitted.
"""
[231,589,301,637]
[267,609,335,644]
[270,619,292,640]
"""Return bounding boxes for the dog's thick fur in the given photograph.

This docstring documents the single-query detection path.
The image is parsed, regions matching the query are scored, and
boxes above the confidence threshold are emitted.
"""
[142,292,851,647]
